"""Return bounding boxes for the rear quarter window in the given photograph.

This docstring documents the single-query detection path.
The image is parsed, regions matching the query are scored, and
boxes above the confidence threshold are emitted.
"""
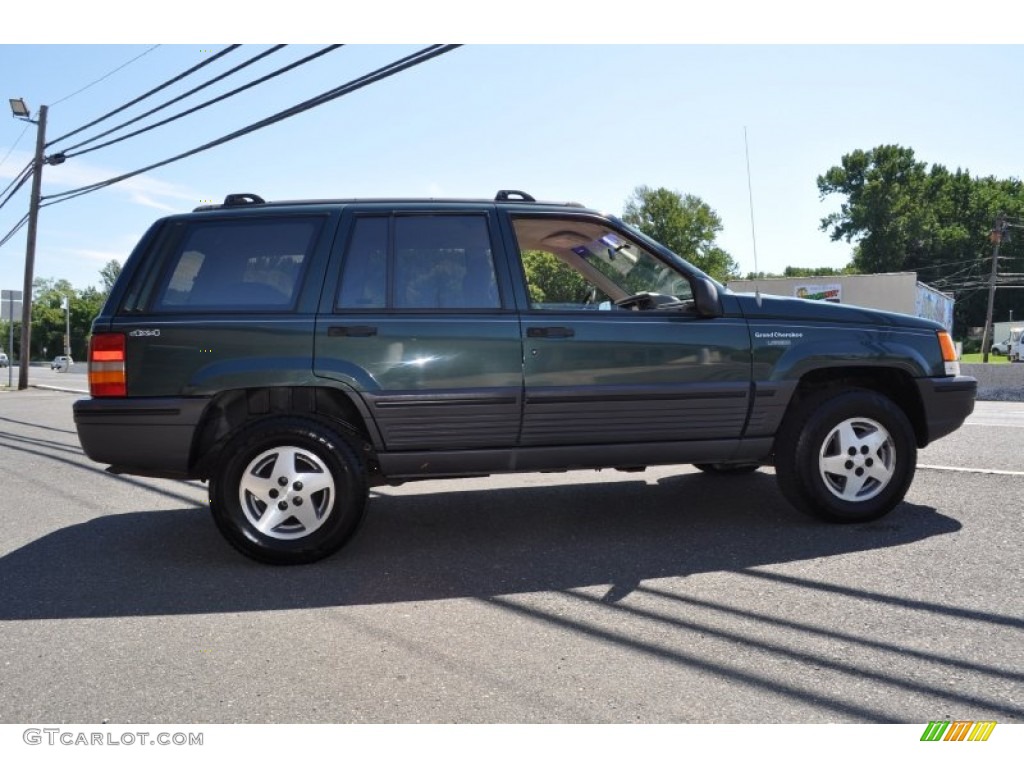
[151,218,322,312]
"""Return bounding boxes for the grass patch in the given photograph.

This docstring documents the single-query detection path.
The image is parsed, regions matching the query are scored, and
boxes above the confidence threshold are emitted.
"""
[960,353,1011,364]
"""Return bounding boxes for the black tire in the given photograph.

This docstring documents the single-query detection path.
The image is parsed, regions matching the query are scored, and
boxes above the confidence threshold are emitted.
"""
[209,416,369,564]
[693,462,760,475]
[774,388,916,523]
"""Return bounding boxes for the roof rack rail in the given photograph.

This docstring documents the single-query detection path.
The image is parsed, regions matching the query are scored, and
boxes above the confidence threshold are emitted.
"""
[223,193,266,206]
[495,190,535,202]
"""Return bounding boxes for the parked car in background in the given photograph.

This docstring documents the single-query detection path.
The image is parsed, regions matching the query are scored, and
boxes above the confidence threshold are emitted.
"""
[991,337,1011,356]
[51,355,73,371]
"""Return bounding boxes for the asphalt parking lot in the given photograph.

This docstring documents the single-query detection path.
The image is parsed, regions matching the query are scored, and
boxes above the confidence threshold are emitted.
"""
[0,386,1021,724]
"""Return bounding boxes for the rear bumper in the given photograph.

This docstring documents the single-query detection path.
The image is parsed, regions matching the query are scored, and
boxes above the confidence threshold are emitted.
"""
[915,375,977,445]
[73,397,210,478]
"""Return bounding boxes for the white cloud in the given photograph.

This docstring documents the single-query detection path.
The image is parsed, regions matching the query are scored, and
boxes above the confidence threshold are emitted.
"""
[55,247,127,263]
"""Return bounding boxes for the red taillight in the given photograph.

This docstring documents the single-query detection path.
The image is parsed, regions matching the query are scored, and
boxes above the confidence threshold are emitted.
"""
[89,333,126,397]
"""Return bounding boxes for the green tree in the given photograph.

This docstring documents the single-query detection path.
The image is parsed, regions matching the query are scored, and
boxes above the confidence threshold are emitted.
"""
[99,259,122,292]
[781,265,856,278]
[817,145,931,273]
[818,145,1024,333]
[521,250,593,305]
[31,278,75,360]
[29,271,110,361]
[622,185,739,282]
[745,265,858,280]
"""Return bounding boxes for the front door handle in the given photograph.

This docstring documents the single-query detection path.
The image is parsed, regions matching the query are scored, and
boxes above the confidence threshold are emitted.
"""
[527,326,575,338]
[328,325,378,337]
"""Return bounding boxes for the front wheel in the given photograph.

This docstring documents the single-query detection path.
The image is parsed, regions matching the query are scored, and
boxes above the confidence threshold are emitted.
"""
[774,389,916,523]
[209,417,369,564]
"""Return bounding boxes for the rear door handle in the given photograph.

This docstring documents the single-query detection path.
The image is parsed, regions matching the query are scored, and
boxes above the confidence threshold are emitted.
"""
[327,325,378,337]
[527,326,575,338]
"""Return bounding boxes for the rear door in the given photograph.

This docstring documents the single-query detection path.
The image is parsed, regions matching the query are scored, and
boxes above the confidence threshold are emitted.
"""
[314,206,524,450]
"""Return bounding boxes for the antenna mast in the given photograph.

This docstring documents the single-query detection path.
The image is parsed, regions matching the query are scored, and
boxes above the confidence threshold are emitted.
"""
[744,127,761,303]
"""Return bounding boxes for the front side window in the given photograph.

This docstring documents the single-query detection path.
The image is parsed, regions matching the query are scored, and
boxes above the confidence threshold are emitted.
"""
[154,218,320,311]
[512,216,694,311]
[337,214,500,310]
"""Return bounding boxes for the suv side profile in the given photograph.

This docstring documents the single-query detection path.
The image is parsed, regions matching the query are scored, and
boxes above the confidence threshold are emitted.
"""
[74,191,977,564]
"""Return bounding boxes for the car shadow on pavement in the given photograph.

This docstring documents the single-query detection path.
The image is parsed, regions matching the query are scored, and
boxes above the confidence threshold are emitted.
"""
[0,470,964,620]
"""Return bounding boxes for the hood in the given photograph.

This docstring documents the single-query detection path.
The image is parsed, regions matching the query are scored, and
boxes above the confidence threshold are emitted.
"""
[730,291,944,331]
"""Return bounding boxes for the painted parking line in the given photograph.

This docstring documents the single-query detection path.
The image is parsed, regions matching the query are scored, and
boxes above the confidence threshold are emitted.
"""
[919,464,1024,476]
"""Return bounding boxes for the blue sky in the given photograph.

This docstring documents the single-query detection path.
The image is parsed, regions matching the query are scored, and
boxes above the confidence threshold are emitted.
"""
[2,12,1022,292]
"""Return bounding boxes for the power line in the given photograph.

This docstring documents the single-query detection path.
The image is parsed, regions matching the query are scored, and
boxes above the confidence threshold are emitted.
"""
[41,45,461,208]
[50,45,161,108]
[0,123,31,173]
[929,261,981,287]
[46,45,241,148]
[59,45,342,160]
[914,257,988,272]
[0,213,29,250]
[0,164,33,213]
[57,45,292,156]
[0,161,33,203]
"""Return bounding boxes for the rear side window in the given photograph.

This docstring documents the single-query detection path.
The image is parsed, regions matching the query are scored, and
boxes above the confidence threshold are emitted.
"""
[152,218,322,311]
[337,214,500,310]
[337,217,387,309]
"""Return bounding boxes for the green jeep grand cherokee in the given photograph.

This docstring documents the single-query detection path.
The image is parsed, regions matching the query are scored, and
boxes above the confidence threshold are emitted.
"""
[73,191,977,564]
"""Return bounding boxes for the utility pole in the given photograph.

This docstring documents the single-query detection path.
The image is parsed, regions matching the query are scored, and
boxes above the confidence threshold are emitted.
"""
[64,294,71,360]
[980,214,1005,365]
[17,104,47,390]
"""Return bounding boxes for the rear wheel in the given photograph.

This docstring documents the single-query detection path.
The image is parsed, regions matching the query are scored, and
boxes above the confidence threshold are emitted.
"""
[209,417,368,564]
[774,388,916,523]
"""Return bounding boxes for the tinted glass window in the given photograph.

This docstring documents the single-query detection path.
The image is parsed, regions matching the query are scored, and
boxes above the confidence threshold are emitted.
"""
[154,218,320,311]
[337,214,500,310]
[337,217,387,309]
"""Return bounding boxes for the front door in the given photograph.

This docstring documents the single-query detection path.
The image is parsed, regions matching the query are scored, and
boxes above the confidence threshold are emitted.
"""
[505,213,751,446]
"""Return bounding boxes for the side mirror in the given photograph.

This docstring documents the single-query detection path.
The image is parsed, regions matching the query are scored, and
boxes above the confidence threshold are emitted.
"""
[693,277,722,318]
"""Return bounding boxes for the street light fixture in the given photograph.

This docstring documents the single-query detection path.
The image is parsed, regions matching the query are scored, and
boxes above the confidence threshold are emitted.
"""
[9,98,33,121]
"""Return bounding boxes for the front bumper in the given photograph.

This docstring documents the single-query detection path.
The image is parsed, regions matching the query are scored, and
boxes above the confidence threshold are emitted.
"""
[915,375,977,445]
[73,396,210,478]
